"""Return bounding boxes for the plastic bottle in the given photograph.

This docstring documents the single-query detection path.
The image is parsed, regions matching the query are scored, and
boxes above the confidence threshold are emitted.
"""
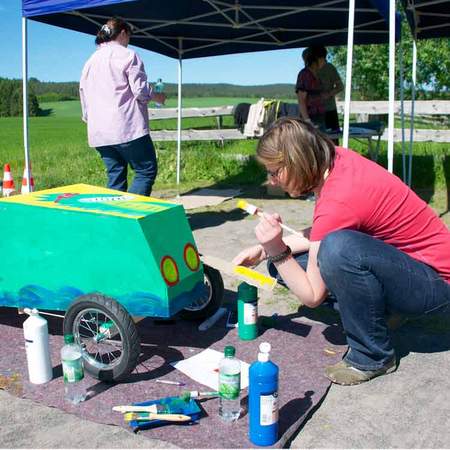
[23,308,53,384]
[248,342,279,446]
[154,78,164,108]
[218,345,241,421]
[237,282,258,340]
[61,334,86,404]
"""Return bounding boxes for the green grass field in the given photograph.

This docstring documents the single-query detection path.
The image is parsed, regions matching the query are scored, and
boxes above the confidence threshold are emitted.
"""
[0,99,448,222]
[0,99,264,190]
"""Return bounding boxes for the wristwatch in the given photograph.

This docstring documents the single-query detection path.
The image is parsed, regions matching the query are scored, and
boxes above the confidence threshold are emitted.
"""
[267,245,292,264]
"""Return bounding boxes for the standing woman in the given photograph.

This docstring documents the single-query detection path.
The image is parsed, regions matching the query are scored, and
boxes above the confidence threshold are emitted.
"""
[233,117,450,386]
[295,49,326,128]
[80,17,165,196]
[313,46,343,134]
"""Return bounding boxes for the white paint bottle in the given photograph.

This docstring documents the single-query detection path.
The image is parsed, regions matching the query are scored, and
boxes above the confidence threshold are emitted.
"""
[23,308,53,384]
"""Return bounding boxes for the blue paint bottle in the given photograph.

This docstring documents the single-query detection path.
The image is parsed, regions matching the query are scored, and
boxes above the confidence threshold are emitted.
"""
[248,342,279,446]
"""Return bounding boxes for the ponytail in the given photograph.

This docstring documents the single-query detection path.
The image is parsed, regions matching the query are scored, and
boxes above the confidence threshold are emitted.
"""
[95,17,131,45]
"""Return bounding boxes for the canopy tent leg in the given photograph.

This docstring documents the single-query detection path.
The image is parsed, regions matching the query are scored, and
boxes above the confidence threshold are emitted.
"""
[399,39,406,183]
[22,16,32,192]
[408,38,417,187]
[176,38,183,191]
[342,0,355,149]
[387,0,396,174]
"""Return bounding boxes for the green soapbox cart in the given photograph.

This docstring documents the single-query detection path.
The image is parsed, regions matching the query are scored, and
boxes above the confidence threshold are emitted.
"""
[0,184,224,381]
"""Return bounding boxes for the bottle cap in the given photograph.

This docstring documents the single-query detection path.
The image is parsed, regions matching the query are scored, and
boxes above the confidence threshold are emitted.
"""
[224,345,236,357]
[64,334,75,344]
[258,351,270,362]
[238,282,258,301]
[259,342,271,354]
[24,307,39,316]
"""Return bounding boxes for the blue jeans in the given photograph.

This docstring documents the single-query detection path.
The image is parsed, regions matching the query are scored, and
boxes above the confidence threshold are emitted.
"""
[268,230,450,370]
[96,134,157,196]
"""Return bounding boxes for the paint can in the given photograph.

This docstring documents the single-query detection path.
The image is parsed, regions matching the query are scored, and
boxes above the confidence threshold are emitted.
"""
[237,282,258,340]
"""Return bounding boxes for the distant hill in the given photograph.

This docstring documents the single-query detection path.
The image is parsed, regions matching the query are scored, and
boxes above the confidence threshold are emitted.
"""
[25,78,297,101]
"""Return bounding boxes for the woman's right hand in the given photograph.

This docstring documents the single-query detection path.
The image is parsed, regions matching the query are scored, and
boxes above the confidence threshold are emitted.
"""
[232,245,267,267]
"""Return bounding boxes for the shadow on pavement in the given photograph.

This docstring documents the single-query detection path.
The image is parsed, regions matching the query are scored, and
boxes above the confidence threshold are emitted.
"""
[188,208,246,231]
[393,312,450,359]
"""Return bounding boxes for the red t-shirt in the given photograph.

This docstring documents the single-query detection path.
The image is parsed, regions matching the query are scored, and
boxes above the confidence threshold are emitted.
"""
[310,147,450,283]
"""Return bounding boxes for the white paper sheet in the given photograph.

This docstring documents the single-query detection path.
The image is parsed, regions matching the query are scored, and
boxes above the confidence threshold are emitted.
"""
[171,348,250,391]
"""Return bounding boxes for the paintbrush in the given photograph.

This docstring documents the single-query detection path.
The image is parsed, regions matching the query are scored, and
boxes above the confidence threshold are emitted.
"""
[179,390,219,401]
[123,412,191,422]
[237,200,303,236]
[113,404,163,413]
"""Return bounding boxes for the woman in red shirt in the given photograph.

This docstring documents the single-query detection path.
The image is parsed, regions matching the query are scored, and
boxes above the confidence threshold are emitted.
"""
[234,117,450,385]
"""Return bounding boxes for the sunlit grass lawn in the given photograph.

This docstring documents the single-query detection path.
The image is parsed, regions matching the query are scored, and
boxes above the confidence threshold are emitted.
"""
[0,99,263,191]
[0,99,448,224]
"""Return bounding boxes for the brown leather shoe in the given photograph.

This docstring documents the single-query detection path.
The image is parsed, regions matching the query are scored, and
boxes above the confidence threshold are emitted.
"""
[325,358,397,386]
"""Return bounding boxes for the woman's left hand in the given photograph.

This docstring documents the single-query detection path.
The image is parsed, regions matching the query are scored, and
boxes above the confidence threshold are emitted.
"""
[255,213,286,257]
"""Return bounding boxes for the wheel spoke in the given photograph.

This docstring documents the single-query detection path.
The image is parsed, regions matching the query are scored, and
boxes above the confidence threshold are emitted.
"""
[81,314,96,336]
[184,276,212,311]
[72,306,125,371]
[79,322,94,335]
[103,339,123,348]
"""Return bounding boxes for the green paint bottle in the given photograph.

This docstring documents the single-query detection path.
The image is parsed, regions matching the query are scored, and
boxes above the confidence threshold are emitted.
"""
[237,282,258,340]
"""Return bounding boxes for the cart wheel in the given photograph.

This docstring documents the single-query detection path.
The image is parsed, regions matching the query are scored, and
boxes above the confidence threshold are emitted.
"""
[180,264,224,320]
[63,294,140,382]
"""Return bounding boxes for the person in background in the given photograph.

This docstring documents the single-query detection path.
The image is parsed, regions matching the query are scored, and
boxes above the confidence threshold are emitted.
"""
[295,49,325,128]
[233,117,450,386]
[80,17,166,196]
[313,46,343,144]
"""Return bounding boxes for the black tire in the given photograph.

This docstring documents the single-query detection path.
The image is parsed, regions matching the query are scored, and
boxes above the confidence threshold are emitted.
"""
[63,294,140,382]
[180,264,224,320]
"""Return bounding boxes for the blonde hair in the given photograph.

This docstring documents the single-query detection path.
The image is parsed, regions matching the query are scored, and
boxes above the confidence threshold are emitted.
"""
[257,117,335,194]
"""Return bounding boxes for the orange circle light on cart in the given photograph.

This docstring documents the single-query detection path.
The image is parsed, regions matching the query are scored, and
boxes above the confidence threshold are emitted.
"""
[160,256,179,286]
[184,243,200,272]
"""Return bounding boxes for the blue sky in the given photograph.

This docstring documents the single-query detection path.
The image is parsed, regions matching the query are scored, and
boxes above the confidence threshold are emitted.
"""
[1,0,305,85]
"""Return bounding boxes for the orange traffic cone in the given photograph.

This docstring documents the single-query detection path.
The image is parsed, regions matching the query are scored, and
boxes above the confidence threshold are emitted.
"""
[2,164,16,197]
[21,165,35,194]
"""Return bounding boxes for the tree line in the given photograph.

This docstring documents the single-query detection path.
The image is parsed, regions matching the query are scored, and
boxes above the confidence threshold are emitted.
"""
[26,79,299,101]
[28,78,80,102]
[0,78,40,117]
[329,38,449,101]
